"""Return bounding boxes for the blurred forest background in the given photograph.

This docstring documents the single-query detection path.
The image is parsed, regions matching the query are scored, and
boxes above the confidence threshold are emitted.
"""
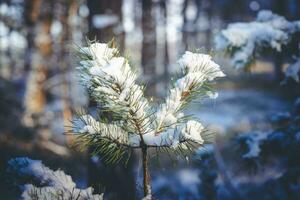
[0,0,300,199]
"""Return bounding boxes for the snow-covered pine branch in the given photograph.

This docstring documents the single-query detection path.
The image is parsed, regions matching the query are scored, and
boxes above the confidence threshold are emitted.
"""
[77,41,152,135]
[154,51,225,134]
[215,10,300,69]
[7,157,103,200]
[73,41,224,159]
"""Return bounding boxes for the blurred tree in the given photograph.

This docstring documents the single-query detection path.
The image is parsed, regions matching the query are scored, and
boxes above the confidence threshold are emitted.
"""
[22,0,75,156]
[203,0,214,50]
[87,0,125,52]
[159,0,170,89]
[182,0,202,24]
[142,0,157,96]
[24,0,41,72]
[23,0,53,130]
[215,10,300,81]
[57,0,79,144]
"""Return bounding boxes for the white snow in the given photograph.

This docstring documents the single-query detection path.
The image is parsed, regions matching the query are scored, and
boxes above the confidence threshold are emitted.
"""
[177,169,200,185]
[129,120,204,148]
[284,58,300,82]
[155,51,225,135]
[182,120,204,144]
[79,4,89,18]
[10,30,27,49]
[78,42,152,136]
[76,42,223,149]
[178,51,225,80]
[216,22,288,68]
[89,57,135,85]
[84,42,117,65]
[50,20,63,37]
[206,91,219,99]
[0,21,9,37]
[215,10,300,69]
[73,114,130,146]
[0,3,8,16]
[8,157,103,200]
[242,132,269,158]
[0,24,27,51]
[92,14,119,29]
[8,157,75,189]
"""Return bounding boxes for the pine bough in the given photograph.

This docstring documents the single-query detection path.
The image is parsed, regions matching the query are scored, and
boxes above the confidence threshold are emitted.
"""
[215,10,300,74]
[7,157,103,200]
[72,40,225,198]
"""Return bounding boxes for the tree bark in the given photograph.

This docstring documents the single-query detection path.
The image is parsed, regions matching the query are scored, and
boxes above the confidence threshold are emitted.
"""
[24,0,41,73]
[142,146,151,199]
[59,0,78,144]
[23,0,53,127]
[274,52,284,81]
[142,0,157,96]
[87,0,124,47]
[160,0,169,90]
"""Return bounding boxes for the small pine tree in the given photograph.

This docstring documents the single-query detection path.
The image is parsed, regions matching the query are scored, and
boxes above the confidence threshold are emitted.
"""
[71,40,225,198]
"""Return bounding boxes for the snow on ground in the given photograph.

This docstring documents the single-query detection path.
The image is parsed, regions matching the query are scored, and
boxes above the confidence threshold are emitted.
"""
[186,89,289,134]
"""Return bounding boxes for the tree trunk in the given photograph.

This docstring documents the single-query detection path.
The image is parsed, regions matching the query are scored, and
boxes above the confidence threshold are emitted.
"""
[87,0,124,47]
[142,146,151,198]
[142,0,157,96]
[272,0,286,82]
[274,52,284,81]
[59,0,78,144]
[205,0,214,50]
[24,0,41,72]
[160,0,169,90]
[23,0,53,127]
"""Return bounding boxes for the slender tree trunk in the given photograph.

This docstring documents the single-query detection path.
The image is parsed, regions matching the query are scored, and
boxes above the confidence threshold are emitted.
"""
[272,0,286,81]
[205,0,214,50]
[87,0,124,45]
[23,0,53,127]
[24,0,41,72]
[274,52,284,81]
[142,146,151,198]
[142,0,157,96]
[59,0,78,144]
[160,0,169,90]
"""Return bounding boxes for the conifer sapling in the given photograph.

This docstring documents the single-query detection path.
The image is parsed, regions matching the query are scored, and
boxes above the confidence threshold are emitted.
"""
[72,40,225,198]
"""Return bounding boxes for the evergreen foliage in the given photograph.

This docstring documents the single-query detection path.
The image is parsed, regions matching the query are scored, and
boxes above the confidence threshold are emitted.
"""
[71,40,225,165]
[7,157,103,200]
